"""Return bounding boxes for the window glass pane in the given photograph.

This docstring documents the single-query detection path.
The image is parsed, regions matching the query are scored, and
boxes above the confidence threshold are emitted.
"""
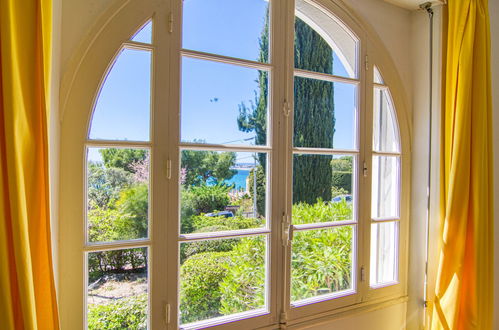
[373,66,384,84]
[131,20,152,44]
[87,147,149,242]
[295,0,358,78]
[182,0,269,62]
[87,248,148,329]
[181,57,268,146]
[373,89,399,153]
[293,76,356,150]
[180,236,267,325]
[372,156,399,219]
[370,222,398,286]
[180,150,267,234]
[89,48,151,141]
[292,154,354,224]
[291,226,354,302]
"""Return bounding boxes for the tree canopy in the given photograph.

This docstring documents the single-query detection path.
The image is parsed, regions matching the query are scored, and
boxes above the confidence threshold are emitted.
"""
[181,149,236,186]
[237,15,335,204]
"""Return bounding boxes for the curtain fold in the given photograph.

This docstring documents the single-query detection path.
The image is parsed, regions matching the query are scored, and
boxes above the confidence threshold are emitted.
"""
[0,0,59,329]
[431,0,493,329]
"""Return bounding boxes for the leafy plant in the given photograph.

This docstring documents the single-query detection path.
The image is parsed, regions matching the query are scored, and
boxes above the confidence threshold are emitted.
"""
[292,198,352,224]
[87,293,147,330]
[180,252,232,324]
[247,165,266,217]
[291,226,352,300]
[192,215,261,232]
[87,163,133,209]
[181,149,237,186]
[219,237,266,314]
[99,148,148,173]
[181,184,231,233]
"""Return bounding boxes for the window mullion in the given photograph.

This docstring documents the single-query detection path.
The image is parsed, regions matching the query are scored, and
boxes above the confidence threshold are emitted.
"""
[359,45,375,302]
[272,0,298,325]
[149,4,177,329]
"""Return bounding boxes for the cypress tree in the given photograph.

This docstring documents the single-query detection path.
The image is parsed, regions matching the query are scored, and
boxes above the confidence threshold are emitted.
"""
[238,14,334,205]
[293,17,334,204]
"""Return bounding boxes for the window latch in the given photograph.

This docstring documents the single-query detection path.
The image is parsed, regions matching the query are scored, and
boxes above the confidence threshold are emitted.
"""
[165,303,171,324]
[282,214,292,246]
[166,159,172,179]
[169,12,174,33]
[363,161,368,177]
[360,266,366,282]
[283,100,291,117]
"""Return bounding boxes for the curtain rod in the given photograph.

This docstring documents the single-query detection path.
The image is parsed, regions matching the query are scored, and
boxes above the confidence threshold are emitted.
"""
[419,1,434,328]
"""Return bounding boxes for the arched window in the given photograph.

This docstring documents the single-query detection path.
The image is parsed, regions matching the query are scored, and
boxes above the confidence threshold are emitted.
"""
[60,1,409,329]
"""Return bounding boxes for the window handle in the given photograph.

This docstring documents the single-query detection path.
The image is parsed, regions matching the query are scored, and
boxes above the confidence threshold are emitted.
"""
[165,303,171,324]
[282,214,292,246]
[166,159,172,179]
[169,12,173,33]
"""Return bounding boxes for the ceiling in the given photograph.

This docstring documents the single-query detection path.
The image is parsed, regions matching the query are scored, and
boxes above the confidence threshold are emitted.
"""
[383,0,445,11]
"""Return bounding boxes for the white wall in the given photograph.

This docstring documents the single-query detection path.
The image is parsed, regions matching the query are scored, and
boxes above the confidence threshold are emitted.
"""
[50,0,62,292]
[295,302,407,330]
[406,5,444,330]
[61,0,115,74]
[345,0,413,111]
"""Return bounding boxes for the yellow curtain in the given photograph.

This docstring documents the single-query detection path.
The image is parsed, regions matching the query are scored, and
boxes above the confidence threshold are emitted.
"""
[0,0,59,329]
[431,0,493,329]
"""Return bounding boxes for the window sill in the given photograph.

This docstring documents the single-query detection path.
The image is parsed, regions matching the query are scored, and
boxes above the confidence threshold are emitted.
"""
[255,295,409,330]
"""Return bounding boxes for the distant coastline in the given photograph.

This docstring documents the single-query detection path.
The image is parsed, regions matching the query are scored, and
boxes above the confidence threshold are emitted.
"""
[225,169,250,190]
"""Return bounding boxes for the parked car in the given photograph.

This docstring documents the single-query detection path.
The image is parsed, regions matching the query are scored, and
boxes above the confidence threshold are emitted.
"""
[332,195,352,203]
[205,211,234,218]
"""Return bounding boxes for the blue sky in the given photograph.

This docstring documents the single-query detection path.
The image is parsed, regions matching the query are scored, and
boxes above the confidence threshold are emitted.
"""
[88,0,357,162]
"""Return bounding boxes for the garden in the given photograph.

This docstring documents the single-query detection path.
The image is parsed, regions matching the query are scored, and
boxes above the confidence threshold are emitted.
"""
[86,147,353,328]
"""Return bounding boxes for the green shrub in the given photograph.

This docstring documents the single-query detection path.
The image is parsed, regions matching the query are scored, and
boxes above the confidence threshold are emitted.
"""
[331,186,348,198]
[291,226,352,300]
[181,232,237,263]
[88,184,148,243]
[87,293,147,330]
[87,163,133,209]
[180,252,232,324]
[247,165,266,217]
[292,199,352,224]
[192,215,262,232]
[181,184,231,233]
[88,249,147,283]
[180,216,262,263]
[115,183,149,238]
[331,171,352,194]
[219,237,265,314]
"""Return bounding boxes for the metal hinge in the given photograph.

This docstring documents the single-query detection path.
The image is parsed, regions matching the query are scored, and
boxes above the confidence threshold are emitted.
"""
[169,12,174,33]
[363,161,368,177]
[166,159,172,179]
[360,266,366,282]
[165,303,171,324]
[283,100,291,117]
[282,214,292,246]
[365,55,369,71]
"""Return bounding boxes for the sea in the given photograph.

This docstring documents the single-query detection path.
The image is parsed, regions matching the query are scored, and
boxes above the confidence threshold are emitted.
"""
[225,169,250,191]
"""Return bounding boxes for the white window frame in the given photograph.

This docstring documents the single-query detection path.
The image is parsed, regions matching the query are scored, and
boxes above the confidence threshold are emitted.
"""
[58,0,411,329]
